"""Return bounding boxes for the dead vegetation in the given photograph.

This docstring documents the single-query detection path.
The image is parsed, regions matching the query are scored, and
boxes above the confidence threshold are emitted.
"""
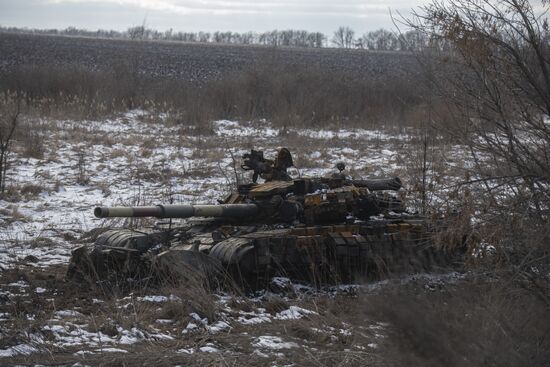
[0,33,444,129]
[5,263,546,367]
[0,92,21,197]
[370,281,550,367]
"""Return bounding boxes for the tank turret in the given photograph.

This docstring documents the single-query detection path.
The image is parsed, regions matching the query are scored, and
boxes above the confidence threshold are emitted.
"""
[93,176,403,226]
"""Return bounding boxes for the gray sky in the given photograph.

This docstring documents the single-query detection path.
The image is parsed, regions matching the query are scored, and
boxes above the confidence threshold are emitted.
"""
[0,0,427,34]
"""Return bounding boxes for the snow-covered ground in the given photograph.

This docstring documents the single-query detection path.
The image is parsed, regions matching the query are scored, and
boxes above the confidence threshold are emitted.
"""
[0,271,465,362]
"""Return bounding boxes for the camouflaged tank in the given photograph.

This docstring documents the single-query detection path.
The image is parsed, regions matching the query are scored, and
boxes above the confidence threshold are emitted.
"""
[67,149,453,288]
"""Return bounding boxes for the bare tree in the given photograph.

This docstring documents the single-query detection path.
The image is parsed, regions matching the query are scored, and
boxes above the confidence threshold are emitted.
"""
[308,32,326,48]
[397,30,428,51]
[408,0,550,301]
[360,29,399,50]
[127,25,145,40]
[198,31,211,43]
[0,93,21,195]
[332,26,355,48]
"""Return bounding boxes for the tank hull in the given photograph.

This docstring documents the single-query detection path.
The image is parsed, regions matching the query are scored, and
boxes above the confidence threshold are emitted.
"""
[67,219,451,288]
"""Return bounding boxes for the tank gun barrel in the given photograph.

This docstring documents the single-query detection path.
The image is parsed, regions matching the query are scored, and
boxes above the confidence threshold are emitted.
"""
[94,204,259,219]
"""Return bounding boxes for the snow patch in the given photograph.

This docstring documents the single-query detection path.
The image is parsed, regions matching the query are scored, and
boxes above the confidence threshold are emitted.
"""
[177,347,195,354]
[97,347,128,353]
[138,295,168,303]
[275,306,317,320]
[199,343,220,353]
[55,310,83,318]
[0,344,38,357]
[206,320,231,334]
[252,335,299,350]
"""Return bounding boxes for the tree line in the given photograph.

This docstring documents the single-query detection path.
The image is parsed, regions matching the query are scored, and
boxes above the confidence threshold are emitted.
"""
[0,25,448,51]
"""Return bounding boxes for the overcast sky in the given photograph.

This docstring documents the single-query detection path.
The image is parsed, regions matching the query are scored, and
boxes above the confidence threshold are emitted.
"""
[0,0,427,34]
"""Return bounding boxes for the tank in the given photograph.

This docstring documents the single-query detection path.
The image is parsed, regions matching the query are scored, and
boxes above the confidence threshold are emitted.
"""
[67,148,455,288]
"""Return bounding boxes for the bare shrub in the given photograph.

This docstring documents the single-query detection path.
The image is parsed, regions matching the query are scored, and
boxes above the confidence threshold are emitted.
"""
[403,0,550,305]
[75,147,89,185]
[0,183,48,202]
[368,281,550,367]
[8,205,26,222]
[20,183,44,198]
[0,92,22,196]
[23,133,45,159]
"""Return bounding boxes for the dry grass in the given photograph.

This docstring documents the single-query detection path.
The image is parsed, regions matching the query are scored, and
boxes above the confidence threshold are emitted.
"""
[0,204,28,223]
[0,183,49,204]
[368,280,550,367]
[0,48,452,130]
[2,260,548,367]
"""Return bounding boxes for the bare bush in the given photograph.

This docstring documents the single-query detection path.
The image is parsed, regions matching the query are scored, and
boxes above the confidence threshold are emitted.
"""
[15,118,48,159]
[75,147,89,185]
[407,0,550,302]
[0,92,21,196]
[369,281,550,367]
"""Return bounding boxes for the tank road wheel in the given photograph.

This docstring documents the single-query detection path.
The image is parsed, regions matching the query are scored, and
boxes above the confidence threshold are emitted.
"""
[66,245,98,282]
[66,229,157,284]
[66,244,144,284]
[153,249,223,289]
[209,237,262,288]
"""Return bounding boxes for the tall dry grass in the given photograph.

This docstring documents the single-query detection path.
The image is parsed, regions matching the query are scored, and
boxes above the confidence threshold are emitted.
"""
[0,57,449,129]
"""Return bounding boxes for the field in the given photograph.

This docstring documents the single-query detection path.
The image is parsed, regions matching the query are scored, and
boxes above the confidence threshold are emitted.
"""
[0,33,420,83]
[0,32,548,366]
